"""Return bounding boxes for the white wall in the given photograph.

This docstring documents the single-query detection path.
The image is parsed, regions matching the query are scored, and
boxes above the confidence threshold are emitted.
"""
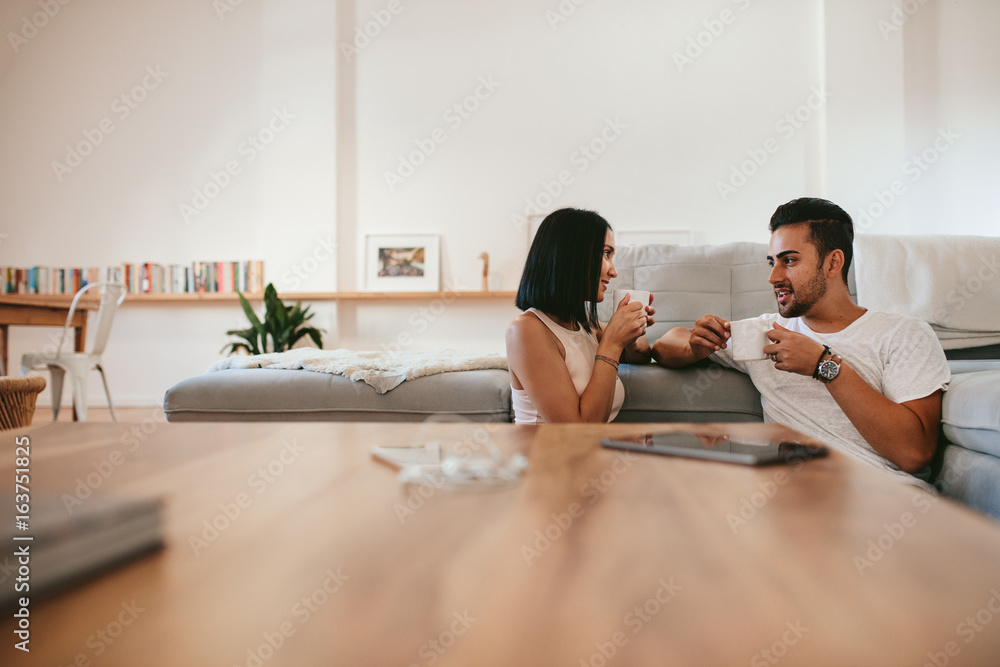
[1,0,997,407]
[1,0,340,406]
[901,0,1000,235]
[826,0,1000,237]
[355,0,823,285]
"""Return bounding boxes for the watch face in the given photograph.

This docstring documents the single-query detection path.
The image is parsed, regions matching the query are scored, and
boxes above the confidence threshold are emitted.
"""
[819,359,840,380]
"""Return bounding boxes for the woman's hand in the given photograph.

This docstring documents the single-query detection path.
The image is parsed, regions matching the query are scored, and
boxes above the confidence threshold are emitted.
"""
[641,295,656,327]
[620,294,655,364]
[600,294,648,357]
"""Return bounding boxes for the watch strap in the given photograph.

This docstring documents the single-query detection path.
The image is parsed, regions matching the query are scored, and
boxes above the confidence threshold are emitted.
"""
[812,345,831,380]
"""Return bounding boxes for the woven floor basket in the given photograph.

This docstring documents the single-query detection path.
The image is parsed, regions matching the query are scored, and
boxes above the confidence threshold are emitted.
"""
[0,376,47,430]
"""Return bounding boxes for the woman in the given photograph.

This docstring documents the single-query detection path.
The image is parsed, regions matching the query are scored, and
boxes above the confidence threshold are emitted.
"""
[506,208,654,424]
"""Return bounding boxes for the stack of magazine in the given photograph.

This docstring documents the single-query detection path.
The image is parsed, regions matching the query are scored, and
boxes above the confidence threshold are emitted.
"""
[2,495,164,607]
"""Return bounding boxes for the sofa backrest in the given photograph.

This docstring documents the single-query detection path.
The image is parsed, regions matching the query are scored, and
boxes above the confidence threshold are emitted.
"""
[600,240,1000,360]
[598,241,859,342]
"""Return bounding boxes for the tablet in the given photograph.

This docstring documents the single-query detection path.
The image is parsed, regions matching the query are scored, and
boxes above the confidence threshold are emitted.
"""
[600,432,827,466]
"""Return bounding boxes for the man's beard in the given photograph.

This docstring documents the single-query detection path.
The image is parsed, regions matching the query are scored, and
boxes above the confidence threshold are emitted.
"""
[776,267,827,318]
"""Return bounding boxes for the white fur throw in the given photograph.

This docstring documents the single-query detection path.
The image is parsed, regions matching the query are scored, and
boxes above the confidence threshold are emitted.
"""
[208,348,508,394]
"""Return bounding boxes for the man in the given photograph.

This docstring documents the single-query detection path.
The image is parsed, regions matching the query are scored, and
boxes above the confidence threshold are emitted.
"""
[651,197,950,478]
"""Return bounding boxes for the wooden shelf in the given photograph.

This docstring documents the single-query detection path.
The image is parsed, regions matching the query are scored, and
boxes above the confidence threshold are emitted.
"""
[0,291,516,306]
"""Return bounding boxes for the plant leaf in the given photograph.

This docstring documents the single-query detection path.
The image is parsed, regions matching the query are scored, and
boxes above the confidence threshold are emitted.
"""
[306,327,324,349]
[238,291,263,331]
[227,283,325,354]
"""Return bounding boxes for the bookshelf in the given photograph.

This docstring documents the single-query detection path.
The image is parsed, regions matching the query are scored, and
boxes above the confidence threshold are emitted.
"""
[2,261,266,297]
[0,291,516,306]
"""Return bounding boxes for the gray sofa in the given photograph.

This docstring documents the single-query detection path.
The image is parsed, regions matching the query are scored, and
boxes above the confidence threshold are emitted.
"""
[164,242,1000,519]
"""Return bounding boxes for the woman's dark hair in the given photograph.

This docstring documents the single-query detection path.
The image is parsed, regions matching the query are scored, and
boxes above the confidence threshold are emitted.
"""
[769,197,854,284]
[515,208,611,333]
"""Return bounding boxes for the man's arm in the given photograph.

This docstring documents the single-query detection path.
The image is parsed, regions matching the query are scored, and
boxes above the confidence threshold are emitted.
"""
[651,314,731,368]
[763,323,941,473]
[826,370,941,473]
[620,335,653,364]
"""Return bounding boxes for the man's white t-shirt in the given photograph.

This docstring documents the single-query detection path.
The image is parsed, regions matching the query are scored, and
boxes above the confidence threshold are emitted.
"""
[711,310,951,475]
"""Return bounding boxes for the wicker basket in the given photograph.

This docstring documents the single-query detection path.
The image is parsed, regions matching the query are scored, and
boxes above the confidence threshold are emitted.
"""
[0,376,47,430]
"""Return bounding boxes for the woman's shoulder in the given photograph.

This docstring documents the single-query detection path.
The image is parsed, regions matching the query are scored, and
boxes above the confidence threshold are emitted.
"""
[507,310,568,365]
[507,309,567,349]
[507,310,544,338]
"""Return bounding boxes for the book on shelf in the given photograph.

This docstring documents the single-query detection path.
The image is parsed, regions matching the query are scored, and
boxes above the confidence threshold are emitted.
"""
[1,260,264,296]
[1,266,119,296]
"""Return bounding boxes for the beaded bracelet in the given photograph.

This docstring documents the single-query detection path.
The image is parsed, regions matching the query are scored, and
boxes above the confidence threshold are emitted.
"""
[595,354,620,370]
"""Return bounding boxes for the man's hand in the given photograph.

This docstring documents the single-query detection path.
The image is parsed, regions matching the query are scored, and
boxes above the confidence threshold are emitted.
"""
[762,322,940,472]
[690,314,731,359]
[651,314,729,368]
[763,323,826,376]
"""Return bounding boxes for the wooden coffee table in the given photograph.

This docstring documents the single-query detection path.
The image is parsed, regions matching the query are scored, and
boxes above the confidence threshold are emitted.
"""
[4,421,1000,666]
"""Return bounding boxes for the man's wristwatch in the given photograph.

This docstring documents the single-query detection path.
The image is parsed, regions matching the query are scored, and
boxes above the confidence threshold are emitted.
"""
[814,345,842,383]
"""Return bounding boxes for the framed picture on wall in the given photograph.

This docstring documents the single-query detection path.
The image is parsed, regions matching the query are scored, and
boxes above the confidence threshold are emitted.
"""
[615,230,693,246]
[365,234,441,291]
[527,218,694,249]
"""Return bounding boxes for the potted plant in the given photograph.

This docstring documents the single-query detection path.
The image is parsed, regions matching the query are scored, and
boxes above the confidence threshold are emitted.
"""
[223,283,324,355]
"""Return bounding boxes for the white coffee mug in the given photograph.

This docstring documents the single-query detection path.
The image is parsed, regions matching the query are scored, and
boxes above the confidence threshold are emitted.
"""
[612,289,651,312]
[730,318,770,362]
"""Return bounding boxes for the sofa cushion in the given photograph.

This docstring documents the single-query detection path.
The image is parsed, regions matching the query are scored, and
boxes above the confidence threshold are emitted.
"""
[935,444,1000,520]
[947,360,1000,374]
[598,242,773,342]
[614,363,763,423]
[163,368,512,422]
[941,371,1000,458]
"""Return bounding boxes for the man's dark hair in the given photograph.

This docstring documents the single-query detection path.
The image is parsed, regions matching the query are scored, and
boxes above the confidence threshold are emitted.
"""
[769,197,854,284]
[516,208,611,333]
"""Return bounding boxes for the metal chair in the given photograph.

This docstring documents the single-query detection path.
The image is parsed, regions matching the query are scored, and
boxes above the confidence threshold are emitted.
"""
[20,282,126,422]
